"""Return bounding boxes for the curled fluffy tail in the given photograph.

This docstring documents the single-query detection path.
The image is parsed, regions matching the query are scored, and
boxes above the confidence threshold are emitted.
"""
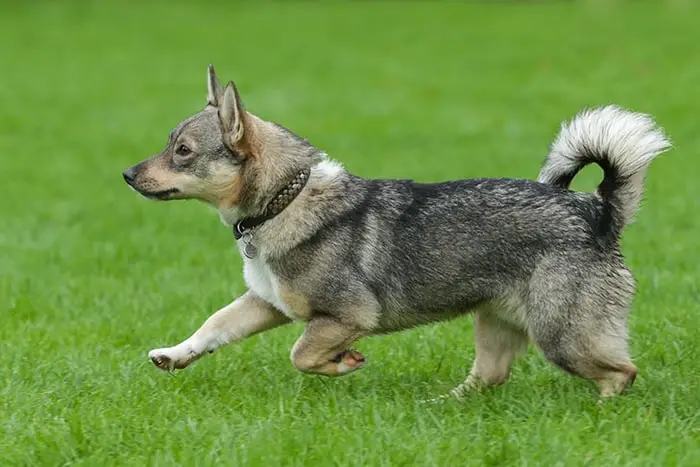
[538,105,671,239]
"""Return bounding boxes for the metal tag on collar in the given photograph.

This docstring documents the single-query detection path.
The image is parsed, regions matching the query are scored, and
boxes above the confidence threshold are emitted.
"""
[241,233,258,259]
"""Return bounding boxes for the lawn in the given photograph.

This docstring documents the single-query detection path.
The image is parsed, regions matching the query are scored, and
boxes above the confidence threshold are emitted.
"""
[1,1,699,465]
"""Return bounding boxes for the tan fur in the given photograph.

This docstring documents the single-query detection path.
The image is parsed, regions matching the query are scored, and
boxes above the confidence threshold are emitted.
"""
[238,114,266,157]
[218,171,245,209]
[278,285,313,321]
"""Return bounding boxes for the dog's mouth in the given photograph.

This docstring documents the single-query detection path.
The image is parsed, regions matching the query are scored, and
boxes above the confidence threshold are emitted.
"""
[126,183,181,200]
[140,188,181,200]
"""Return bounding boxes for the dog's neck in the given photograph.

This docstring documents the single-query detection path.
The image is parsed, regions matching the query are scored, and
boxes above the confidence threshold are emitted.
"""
[218,156,347,258]
[232,167,311,240]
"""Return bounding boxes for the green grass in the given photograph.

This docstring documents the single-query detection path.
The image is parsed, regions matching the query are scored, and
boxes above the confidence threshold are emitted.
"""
[2,1,699,465]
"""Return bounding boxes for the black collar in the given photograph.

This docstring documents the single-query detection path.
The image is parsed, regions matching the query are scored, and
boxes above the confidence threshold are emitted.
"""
[233,168,311,239]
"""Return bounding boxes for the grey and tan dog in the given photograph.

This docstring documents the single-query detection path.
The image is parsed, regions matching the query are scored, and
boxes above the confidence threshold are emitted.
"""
[123,66,670,398]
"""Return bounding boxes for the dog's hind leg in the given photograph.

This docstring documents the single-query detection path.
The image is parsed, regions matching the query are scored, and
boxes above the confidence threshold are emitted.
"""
[449,310,529,398]
[527,257,638,398]
[290,316,367,376]
[529,289,637,397]
[148,291,290,371]
[534,321,637,398]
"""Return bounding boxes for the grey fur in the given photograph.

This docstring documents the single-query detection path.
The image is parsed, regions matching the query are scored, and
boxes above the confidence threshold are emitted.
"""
[123,67,670,398]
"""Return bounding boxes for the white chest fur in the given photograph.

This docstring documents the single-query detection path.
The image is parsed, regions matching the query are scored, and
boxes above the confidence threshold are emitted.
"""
[243,257,299,320]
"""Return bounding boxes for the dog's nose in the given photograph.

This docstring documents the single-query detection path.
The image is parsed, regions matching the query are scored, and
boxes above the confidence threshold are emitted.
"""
[122,167,137,185]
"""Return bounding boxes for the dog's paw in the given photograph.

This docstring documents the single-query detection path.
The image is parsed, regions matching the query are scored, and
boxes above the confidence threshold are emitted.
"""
[148,346,197,371]
[419,377,483,404]
[419,393,453,405]
[419,389,467,405]
[334,349,366,375]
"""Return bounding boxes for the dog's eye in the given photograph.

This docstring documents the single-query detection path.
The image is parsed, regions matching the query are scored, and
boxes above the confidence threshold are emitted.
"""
[176,144,192,156]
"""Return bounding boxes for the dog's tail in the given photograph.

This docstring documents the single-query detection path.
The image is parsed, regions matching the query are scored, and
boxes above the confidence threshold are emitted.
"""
[537,105,671,240]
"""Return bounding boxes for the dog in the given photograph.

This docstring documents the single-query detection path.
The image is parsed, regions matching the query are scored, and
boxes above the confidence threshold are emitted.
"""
[123,65,670,398]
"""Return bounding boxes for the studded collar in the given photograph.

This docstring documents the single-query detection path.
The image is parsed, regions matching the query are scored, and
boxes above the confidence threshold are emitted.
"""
[233,167,311,240]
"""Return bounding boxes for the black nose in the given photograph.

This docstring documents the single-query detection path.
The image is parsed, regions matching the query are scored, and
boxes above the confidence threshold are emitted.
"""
[123,167,137,185]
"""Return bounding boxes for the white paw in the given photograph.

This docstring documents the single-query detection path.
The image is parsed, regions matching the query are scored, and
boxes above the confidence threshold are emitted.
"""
[148,345,198,371]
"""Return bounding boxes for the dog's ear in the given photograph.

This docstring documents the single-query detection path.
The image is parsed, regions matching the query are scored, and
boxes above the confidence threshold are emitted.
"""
[206,65,224,107]
[218,80,247,147]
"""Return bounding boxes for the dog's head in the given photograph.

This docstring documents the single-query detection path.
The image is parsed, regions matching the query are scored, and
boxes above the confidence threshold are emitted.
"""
[123,65,317,220]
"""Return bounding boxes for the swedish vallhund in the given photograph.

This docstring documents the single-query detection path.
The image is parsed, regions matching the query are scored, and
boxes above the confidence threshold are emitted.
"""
[123,66,670,399]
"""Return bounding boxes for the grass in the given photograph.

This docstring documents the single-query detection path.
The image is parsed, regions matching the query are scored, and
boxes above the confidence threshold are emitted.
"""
[2,1,700,465]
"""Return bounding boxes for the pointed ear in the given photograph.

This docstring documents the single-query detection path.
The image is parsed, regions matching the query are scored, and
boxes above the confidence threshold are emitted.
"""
[218,81,246,146]
[206,64,224,106]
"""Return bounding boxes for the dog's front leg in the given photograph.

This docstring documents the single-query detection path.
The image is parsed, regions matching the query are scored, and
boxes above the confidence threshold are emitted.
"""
[148,291,290,371]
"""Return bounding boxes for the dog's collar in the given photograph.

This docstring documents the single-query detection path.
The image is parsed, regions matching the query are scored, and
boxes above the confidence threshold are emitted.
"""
[233,167,311,240]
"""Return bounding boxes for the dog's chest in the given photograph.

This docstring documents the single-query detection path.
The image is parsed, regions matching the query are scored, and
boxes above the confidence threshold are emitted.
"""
[243,258,310,321]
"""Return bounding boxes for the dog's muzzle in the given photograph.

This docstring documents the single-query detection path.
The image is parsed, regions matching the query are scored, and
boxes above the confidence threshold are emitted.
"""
[122,165,180,200]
